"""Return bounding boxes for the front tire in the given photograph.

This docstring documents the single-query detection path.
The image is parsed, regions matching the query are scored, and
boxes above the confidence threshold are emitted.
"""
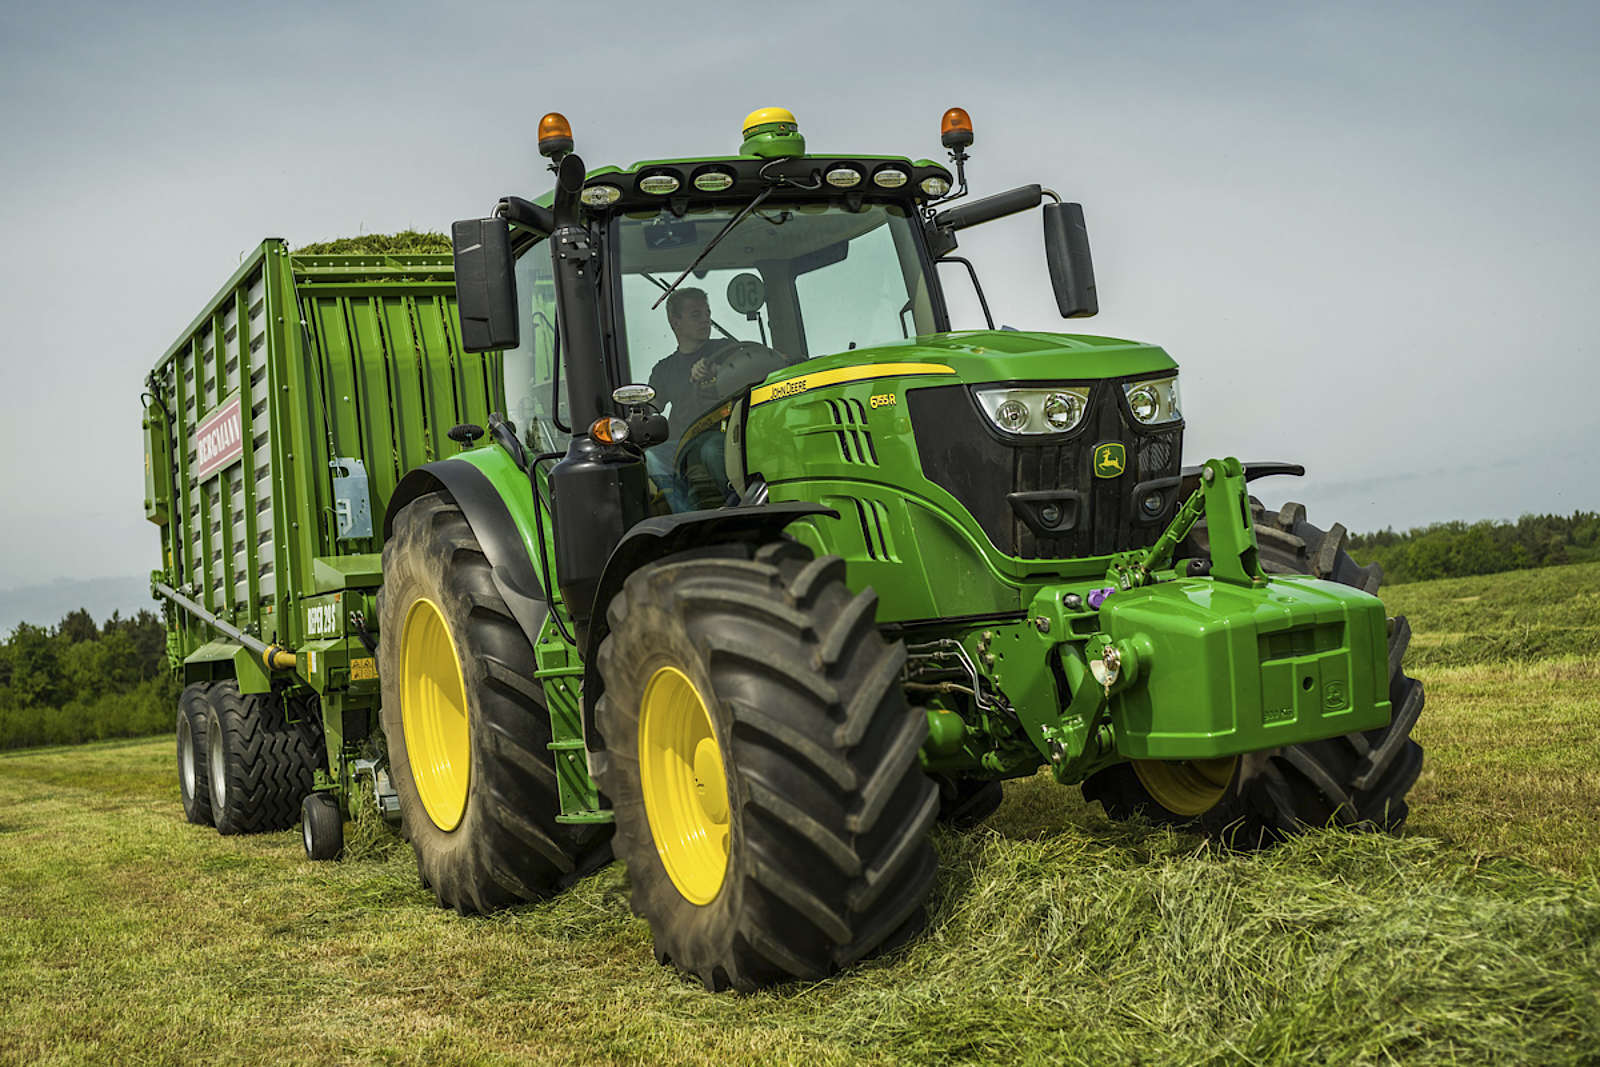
[378,491,610,914]
[1084,500,1426,844]
[593,544,939,992]
[933,776,1005,828]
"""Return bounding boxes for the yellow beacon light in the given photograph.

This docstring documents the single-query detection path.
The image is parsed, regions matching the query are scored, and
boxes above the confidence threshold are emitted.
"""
[941,107,974,150]
[740,107,805,158]
[538,112,574,159]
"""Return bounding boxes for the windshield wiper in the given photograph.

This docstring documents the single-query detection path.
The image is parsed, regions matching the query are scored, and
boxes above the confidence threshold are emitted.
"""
[651,186,775,310]
[641,272,741,344]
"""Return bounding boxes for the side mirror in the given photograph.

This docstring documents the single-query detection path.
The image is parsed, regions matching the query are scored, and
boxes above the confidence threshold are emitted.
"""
[451,218,519,351]
[1043,202,1097,318]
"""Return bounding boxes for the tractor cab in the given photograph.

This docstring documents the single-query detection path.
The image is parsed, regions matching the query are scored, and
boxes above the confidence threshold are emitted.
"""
[611,194,940,510]
[480,108,1095,523]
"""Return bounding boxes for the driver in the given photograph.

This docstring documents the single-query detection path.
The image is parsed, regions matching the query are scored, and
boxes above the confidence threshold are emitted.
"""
[645,288,732,511]
[648,287,721,421]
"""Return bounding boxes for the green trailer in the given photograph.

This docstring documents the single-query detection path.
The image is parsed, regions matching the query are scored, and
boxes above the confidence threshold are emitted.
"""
[143,241,497,846]
[145,106,1426,990]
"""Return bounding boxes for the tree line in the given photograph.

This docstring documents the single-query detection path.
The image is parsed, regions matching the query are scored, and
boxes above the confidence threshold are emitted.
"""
[0,609,176,750]
[3,509,1594,750]
[1349,511,1600,585]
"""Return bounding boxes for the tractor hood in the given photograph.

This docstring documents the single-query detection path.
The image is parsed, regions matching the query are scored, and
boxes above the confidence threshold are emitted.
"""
[776,330,1177,389]
[741,328,1188,572]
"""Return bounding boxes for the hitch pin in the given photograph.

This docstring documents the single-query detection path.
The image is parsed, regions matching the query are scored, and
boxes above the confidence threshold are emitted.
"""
[1090,644,1122,698]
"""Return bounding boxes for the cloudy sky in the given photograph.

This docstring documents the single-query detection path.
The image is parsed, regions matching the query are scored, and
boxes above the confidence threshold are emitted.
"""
[0,0,1595,603]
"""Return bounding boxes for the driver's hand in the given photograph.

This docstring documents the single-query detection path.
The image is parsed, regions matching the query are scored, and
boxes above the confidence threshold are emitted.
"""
[689,357,712,384]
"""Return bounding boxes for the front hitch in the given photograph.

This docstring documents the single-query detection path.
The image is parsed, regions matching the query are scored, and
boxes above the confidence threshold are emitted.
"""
[1027,458,1391,782]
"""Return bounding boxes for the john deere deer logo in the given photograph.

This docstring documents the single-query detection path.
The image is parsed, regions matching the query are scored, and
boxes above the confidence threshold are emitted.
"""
[1094,442,1126,479]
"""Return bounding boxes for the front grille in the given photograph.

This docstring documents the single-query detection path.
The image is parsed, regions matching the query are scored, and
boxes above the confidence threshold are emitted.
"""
[908,382,1184,559]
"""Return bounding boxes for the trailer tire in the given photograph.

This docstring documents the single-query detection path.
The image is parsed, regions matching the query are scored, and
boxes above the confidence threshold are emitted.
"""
[1083,501,1426,846]
[302,792,344,861]
[593,543,939,992]
[177,683,213,826]
[204,681,319,836]
[379,492,611,915]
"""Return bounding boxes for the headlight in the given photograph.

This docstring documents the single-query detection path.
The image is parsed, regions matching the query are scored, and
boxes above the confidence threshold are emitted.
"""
[975,386,1091,435]
[1122,375,1181,425]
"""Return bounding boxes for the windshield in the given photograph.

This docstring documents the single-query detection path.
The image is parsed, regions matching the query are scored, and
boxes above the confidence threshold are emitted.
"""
[615,200,938,431]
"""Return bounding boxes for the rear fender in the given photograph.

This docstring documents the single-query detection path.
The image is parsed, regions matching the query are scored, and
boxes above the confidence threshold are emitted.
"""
[383,450,549,647]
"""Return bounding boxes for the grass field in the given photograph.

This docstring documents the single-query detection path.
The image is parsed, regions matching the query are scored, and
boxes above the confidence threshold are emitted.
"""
[2,564,1598,1065]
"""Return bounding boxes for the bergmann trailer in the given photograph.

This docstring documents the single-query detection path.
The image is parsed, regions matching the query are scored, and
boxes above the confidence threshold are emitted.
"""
[144,241,498,852]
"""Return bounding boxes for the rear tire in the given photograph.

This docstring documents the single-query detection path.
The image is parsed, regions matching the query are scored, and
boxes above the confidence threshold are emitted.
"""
[177,683,212,826]
[203,680,319,836]
[1083,500,1426,845]
[593,543,938,992]
[379,491,610,914]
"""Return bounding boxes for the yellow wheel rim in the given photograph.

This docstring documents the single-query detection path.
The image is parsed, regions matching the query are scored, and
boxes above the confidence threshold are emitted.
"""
[400,597,471,831]
[1132,756,1239,817]
[638,666,730,905]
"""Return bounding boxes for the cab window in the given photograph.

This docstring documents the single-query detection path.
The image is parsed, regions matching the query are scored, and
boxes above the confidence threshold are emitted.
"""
[503,240,569,454]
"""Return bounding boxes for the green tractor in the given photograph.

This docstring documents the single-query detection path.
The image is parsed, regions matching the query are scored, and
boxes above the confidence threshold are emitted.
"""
[378,107,1424,990]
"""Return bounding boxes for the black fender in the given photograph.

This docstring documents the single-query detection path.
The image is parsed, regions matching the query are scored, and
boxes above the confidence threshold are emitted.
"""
[579,501,836,759]
[383,461,549,648]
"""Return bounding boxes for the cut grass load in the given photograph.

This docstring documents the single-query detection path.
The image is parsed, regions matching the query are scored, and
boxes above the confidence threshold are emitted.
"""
[1,564,1598,1063]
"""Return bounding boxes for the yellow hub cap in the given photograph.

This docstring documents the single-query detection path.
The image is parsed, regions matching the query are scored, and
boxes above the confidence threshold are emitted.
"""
[1133,756,1239,817]
[639,666,730,905]
[400,597,471,831]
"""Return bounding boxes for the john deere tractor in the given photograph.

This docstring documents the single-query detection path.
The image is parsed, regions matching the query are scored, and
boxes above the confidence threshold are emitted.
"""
[377,108,1424,990]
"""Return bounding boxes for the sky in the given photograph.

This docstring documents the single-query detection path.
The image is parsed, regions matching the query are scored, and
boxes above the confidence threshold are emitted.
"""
[0,0,1595,601]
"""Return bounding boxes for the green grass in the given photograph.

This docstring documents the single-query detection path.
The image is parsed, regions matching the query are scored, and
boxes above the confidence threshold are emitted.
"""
[1378,560,1600,667]
[2,564,1599,1064]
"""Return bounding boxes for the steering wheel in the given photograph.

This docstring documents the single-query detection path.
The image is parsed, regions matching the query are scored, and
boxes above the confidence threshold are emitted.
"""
[702,339,789,399]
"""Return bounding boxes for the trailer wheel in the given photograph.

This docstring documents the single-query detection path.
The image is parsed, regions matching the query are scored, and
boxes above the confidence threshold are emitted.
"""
[302,792,344,860]
[1083,501,1426,846]
[593,543,939,992]
[378,491,611,915]
[203,681,319,836]
[177,683,213,825]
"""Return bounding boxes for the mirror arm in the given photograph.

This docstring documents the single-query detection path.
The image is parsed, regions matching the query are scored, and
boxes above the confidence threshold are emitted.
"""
[934,184,1043,232]
[497,196,555,236]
